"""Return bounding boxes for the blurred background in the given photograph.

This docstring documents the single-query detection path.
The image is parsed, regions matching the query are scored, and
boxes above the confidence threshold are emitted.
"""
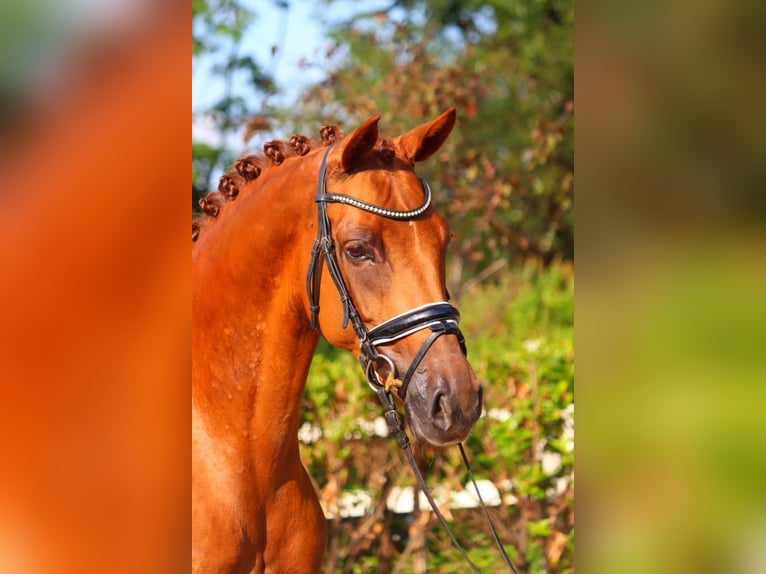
[193,0,574,572]
[0,2,187,573]
[577,1,766,573]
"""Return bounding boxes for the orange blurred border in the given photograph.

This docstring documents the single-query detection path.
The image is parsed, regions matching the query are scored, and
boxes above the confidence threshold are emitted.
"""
[0,5,189,573]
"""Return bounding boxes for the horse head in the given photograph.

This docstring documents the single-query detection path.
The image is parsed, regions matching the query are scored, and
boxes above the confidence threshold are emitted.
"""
[309,109,483,447]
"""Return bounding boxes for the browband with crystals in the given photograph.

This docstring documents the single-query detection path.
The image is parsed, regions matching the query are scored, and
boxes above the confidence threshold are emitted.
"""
[316,178,432,220]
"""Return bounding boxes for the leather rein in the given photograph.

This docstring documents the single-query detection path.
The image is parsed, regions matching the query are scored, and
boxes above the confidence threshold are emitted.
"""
[306,145,517,573]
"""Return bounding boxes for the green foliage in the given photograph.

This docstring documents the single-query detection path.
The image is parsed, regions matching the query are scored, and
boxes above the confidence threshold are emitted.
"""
[193,0,254,58]
[302,263,574,573]
[292,0,574,276]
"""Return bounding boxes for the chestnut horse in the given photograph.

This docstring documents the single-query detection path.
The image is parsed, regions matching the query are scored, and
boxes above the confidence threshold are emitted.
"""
[192,109,482,573]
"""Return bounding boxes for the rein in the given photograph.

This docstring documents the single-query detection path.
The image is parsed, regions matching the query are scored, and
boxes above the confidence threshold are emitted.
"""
[306,146,518,573]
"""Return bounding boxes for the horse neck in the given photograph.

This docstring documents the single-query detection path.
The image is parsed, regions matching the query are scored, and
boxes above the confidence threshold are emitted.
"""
[192,154,321,453]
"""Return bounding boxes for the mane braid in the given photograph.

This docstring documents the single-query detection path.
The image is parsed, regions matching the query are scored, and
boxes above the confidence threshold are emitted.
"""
[320,125,344,145]
[218,174,241,200]
[234,158,261,181]
[199,191,225,217]
[192,125,342,244]
[263,140,293,166]
[289,135,311,156]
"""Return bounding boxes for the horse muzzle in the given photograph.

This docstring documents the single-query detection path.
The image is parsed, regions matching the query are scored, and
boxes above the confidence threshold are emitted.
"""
[402,358,483,447]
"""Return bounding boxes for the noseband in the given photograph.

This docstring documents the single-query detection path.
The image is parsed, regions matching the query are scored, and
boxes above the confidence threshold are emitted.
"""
[306,145,466,399]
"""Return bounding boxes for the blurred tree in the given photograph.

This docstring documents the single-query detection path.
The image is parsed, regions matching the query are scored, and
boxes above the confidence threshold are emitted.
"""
[192,0,278,212]
[293,0,573,287]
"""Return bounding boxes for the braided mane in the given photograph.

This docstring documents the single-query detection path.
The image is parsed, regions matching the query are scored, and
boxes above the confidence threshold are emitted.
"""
[192,124,345,244]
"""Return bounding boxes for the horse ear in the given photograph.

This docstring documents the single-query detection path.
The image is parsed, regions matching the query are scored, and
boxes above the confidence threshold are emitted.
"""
[396,108,457,163]
[340,114,381,171]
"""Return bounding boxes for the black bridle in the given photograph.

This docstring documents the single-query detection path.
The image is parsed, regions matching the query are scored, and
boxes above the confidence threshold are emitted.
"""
[306,145,466,400]
[306,145,517,573]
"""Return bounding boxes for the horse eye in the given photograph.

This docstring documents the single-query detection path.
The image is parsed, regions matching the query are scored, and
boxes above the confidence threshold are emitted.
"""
[344,242,372,262]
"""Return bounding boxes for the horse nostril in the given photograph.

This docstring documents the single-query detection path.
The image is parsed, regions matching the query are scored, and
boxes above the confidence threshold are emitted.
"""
[431,388,454,430]
[431,390,444,418]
